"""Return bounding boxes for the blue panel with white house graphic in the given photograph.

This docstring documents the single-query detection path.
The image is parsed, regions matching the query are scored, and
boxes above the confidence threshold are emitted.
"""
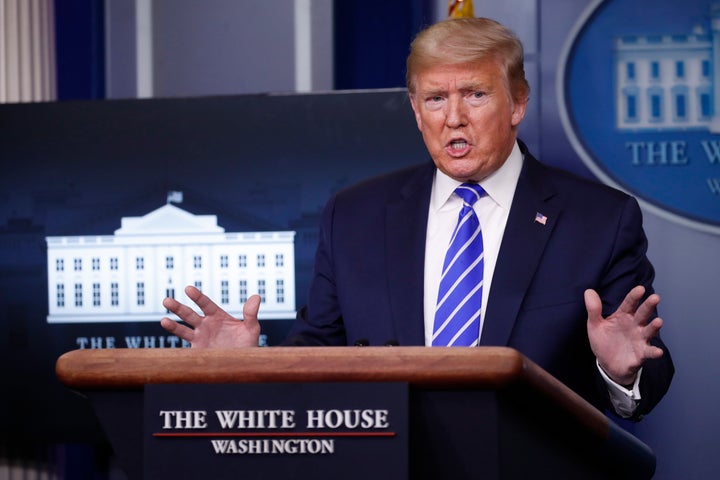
[559,0,720,232]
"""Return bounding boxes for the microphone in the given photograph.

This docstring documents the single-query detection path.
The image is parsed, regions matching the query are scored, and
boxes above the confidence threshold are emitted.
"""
[353,338,370,346]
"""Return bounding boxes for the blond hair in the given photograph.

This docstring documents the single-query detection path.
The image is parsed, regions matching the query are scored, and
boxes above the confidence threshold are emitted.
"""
[406,17,530,103]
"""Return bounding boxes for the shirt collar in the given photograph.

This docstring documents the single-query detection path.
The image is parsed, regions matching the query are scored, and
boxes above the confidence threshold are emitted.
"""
[431,141,524,211]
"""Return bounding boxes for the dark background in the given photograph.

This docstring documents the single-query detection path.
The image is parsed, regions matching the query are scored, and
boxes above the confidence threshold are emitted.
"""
[0,89,428,444]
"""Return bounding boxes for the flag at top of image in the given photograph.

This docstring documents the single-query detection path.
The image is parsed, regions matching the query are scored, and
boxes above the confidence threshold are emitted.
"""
[448,0,474,18]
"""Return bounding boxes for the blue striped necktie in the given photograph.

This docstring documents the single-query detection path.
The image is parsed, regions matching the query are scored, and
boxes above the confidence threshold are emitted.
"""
[432,183,485,347]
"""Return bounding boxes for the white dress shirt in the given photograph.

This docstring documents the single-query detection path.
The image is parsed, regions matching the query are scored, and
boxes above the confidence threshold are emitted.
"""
[423,141,523,345]
[421,141,640,417]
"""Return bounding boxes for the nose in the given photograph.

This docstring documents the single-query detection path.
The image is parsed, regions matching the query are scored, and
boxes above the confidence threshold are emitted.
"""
[445,96,467,128]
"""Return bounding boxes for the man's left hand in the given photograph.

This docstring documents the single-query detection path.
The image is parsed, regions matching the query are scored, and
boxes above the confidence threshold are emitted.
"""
[586,286,665,386]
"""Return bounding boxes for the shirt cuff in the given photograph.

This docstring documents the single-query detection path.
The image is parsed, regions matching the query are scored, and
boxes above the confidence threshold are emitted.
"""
[596,360,642,418]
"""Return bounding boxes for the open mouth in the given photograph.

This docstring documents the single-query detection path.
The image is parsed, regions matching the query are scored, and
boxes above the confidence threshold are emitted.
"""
[449,140,468,150]
[446,139,470,156]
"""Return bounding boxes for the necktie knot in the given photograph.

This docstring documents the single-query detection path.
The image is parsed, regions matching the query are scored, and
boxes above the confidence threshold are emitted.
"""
[455,183,485,207]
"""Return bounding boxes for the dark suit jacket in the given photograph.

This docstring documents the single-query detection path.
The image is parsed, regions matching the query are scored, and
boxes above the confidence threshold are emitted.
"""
[284,142,674,418]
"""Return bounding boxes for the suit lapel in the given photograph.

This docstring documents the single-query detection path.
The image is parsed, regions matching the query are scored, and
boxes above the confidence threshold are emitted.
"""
[385,163,435,346]
[480,153,560,346]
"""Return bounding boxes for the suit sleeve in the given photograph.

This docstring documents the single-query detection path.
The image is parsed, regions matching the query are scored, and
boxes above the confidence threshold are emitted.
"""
[281,195,348,346]
[598,196,674,419]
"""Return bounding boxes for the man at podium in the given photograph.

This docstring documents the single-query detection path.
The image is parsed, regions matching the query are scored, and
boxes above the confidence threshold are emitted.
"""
[160,17,673,421]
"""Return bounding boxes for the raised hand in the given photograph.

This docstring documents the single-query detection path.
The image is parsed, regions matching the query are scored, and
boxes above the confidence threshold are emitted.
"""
[585,286,665,386]
[160,285,261,348]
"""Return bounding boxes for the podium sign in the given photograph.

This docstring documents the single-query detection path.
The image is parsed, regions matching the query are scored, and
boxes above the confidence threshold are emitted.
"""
[143,382,408,479]
[56,347,658,479]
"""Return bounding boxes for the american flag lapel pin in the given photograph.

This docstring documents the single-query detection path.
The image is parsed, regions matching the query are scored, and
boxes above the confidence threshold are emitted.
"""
[534,212,548,225]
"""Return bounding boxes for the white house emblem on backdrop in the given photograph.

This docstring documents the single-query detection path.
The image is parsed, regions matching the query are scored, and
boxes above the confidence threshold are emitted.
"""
[558,0,720,234]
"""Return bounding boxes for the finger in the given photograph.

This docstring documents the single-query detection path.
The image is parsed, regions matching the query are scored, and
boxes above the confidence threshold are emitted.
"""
[644,344,665,360]
[160,317,195,342]
[163,296,204,327]
[643,316,663,338]
[642,318,664,360]
[616,285,646,315]
[185,285,223,317]
[634,293,661,325]
[584,289,602,322]
[242,294,262,324]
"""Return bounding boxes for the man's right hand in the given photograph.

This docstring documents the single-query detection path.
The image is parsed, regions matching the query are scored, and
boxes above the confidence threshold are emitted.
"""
[160,285,261,348]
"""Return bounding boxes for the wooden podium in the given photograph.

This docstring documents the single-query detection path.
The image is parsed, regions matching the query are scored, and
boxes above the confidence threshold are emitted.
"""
[56,347,655,479]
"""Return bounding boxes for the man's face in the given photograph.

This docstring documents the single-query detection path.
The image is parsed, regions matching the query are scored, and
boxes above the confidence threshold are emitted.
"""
[409,61,527,183]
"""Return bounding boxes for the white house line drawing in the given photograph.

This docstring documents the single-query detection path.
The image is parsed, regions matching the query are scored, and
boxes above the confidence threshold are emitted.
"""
[615,3,720,132]
[46,198,296,324]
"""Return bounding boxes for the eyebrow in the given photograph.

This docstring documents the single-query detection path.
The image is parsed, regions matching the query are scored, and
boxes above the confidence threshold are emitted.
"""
[416,88,446,98]
[459,79,493,93]
[417,82,489,97]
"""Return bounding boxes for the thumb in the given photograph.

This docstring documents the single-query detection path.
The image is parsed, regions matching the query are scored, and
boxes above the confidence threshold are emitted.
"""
[243,294,262,324]
[584,289,602,322]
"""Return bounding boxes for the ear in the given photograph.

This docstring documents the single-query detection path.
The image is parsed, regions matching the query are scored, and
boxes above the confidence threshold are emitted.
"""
[510,96,528,127]
[409,94,423,131]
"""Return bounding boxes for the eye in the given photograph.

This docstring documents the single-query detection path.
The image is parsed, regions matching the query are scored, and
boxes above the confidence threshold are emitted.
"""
[423,95,445,110]
[472,91,485,99]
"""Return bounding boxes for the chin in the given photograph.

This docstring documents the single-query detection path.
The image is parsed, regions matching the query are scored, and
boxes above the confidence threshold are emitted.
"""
[441,165,483,182]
